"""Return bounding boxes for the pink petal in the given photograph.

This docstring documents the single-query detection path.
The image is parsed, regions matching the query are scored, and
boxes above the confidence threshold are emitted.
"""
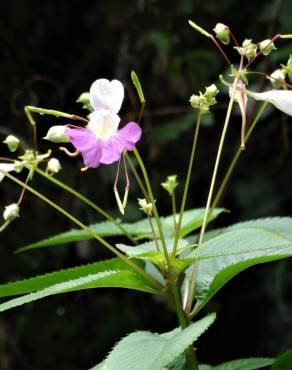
[65,127,102,168]
[100,122,142,165]
[65,122,141,168]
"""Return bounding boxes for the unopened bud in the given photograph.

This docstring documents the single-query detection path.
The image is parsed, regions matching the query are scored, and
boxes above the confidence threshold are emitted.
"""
[3,203,19,222]
[259,39,276,56]
[77,92,93,111]
[268,69,286,88]
[161,175,178,196]
[138,198,153,216]
[46,158,61,175]
[3,135,20,152]
[213,23,230,45]
[235,39,257,61]
[281,55,292,83]
[190,84,218,114]
[205,84,219,99]
[43,126,70,143]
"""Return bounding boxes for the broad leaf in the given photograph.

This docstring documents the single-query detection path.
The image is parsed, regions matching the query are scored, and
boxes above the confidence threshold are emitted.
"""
[93,313,216,370]
[0,259,160,311]
[17,208,224,252]
[188,218,292,309]
[212,357,274,369]
[272,349,292,370]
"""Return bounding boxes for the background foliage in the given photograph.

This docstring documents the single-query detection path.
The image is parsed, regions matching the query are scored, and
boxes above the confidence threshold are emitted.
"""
[0,0,292,369]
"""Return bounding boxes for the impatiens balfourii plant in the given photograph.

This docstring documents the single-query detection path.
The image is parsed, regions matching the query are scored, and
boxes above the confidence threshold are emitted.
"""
[0,22,292,370]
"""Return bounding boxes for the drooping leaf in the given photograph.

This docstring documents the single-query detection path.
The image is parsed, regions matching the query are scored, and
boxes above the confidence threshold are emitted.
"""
[212,357,274,369]
[272,349,292,370]
[187,218,292,309]
[92,313,216,370]
[0,259,161,311]
[17,208,224,252]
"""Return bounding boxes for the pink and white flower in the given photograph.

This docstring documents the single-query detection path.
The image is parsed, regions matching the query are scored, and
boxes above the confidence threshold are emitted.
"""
[46,78,142,168]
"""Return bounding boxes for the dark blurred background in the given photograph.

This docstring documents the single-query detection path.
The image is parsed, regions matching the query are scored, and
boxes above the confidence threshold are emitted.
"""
[0,0,292,369]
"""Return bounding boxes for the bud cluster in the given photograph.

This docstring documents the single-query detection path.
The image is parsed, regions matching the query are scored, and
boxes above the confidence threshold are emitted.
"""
[161,175,178,196]
[189,84,219,114]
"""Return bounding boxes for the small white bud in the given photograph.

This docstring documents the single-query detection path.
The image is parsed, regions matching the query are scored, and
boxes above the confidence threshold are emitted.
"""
[3,203,20,222]
[259,39,276,56]
[268,69,286,88]
[3,135,20,152]
[43,126,70,143]
[161,175,178,196]
[46,158,62,175]
[213,23,230,45]
[138,198,153,216]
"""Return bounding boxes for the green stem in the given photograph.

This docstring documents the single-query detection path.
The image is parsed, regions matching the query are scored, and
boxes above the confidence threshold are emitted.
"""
[132,148,198,368]
[125,152,148,198]
[35,168,137,244]
[172,113,201,257]
[171,191,178,231]
[5,171,163,292]
[25,106,87,122]
[147,215,160,252]
[133,148,170,268]
[185,64,243,314]
[211,101,268,209]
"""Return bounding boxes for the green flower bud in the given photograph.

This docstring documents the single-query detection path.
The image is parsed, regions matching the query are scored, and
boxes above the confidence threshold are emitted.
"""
[205,84,219,98]
[235,39,257,61]
[13,160,24,173]
[46,158,62,175]
[213,23,230,45]
[3,135,20,152]
[3,203,19,222]
[259,39,276,56]
[268,69,286,88]
[77,92,93,111]
[189,94,201,109]
[281,55,292,83]
[190,84,219,114]
[161,175,178,196]
[43,126,70,143]
[138,198,153,216]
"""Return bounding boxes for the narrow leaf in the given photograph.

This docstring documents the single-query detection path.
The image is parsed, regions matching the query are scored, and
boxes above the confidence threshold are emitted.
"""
[131,70,145,103]
[213,357,274,369]
[0,262,160,312]
[0,258,156,298]
[17,208,224,252]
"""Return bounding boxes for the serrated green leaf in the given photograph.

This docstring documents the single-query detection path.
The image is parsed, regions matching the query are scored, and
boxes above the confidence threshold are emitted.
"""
[116,238,191,257]
[213,357,274,369]
[17,208,224,252]
[116,239,194,276]
[0,259,160,311]
[94,313,216,370]
[0,258,133,298]
[272,349,292,370]
[188,218,292,310]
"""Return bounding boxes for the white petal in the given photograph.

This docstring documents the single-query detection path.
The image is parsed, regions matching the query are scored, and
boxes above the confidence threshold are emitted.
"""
[0,163,15,182]
[87,109,120,140]
[89,79,124,114]
[247,90,292,117]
